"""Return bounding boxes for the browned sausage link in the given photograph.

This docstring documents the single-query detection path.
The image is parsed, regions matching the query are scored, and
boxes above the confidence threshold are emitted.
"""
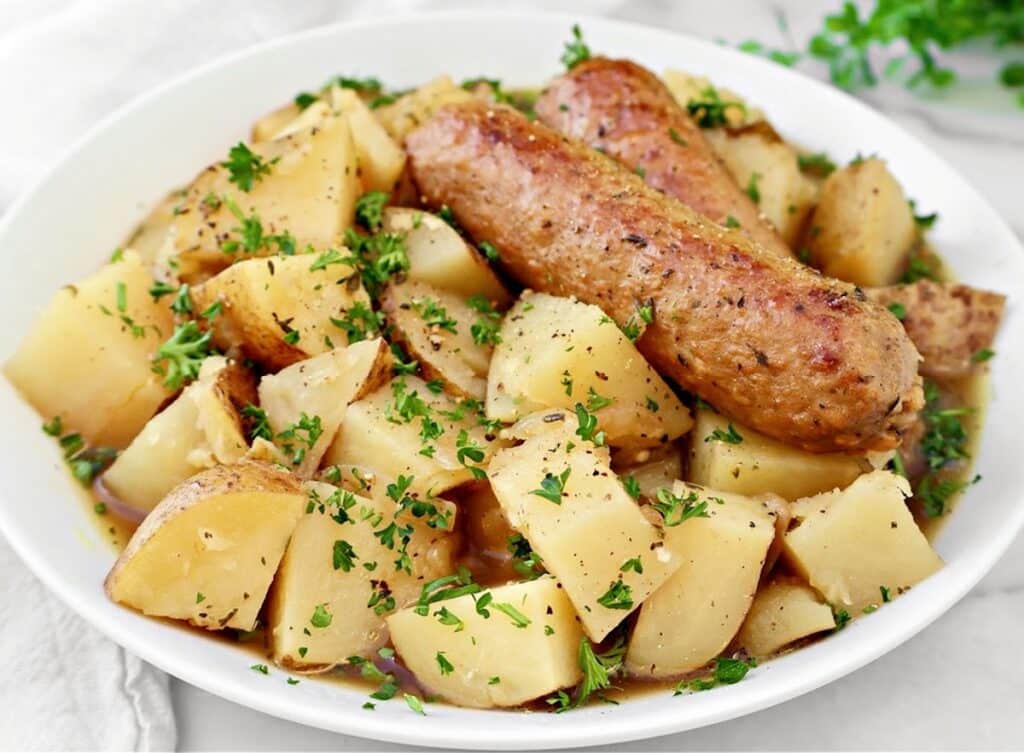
[406,101,922,453]
[535,57,793,259]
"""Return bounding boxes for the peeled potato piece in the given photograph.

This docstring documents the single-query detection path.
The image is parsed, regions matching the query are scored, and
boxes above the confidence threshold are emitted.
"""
[488,293,692,448]
[735,577,836,657]
[372,75,473,141]
[783,470,943,616]
[4,250,174,448]
[105,461,305,631]
[323,375,500,498]
[488,426,680,641]
[387,576,583,708]
[191,253,373,372]
[688,407,870,500]
[328,87,407,193]
[806,158,917,287]
[170,113,360,284]
[626,482,776,678]
[381,280,492,400]
[268,481,457,670]
[382,208,510,305]
[257,338,392,476]
[103,356,253,514]
[705,122,819,248]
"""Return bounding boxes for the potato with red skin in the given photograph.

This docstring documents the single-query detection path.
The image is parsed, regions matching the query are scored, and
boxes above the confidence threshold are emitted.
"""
[405,101,922,453]
[535,57,792,259]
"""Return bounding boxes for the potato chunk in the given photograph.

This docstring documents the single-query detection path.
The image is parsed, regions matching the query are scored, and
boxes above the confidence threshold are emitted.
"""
[387,576,583,708]
[170,114,359,283]
[382,208,510,305]
[381,280,492,400]
[661,69,763,127]
[268,481,457,670]
[323,375,499,497]
[626,483,775,677]
[105,462,305,631]
[806,158,917,286]
[257,338,392,476]
[488,293,692,448]
[705,122,819,247]
[372,76,473,141]
[103,357,252,514]
[191,253,372,371]
[5,250,174,448]
[488,427,680,641]
[735,577,835,657]
[328,87,407,193]
[783,470,943,615]
[688,408,870,500]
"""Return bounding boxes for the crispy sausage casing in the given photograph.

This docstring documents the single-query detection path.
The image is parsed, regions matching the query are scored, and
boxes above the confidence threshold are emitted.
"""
[535,57,792,259]
[406,101,921,453]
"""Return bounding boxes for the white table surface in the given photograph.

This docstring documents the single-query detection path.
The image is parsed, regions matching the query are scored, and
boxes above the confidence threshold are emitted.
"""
[3,1,1023,750]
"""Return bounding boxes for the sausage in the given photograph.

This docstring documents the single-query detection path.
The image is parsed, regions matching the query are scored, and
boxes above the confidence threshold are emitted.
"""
[405,101,922,453]
[534,57,793,259]
[865,280,1005,382]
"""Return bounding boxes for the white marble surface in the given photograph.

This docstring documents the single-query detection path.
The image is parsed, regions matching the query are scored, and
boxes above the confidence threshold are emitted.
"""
[2,1,1022,750]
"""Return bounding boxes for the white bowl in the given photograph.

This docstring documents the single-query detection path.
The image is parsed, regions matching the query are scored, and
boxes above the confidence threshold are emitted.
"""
[0,10,1020,750]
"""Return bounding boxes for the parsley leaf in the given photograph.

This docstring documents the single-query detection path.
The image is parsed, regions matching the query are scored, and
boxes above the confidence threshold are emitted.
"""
[530,468,571,504]
[561,24,592,70]
[221,142,274,192]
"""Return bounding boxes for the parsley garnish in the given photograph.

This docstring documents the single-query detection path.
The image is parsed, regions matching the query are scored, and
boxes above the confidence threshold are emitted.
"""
[686,86,746,128]
[331,301,382,343]
[745,172,761,204]
[561,24,592,70]
[455,430,488,480]
[492,602,532,628]
[333,540,357,572]
[705,423,744,444]
[596,579,634,610]
[241,403,272,442]
[355,191,389,231]
[530,468,571,504]
[277,413,323,466]
[652,487,710,527]
[436,651,454,676]
[221,142,275,192]
[574,403,606,447]
[404,693,426,715]
[153,321,212,390]
[888,302,907,320]
[622,475,641,500]
[310,603,332,628]
[972,348,995,363]
[466,295,502,346]
[798,152,837,177]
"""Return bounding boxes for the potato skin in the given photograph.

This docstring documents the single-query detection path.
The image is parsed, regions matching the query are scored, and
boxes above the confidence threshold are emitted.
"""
[406,101,922,452]
[535,57,792,259]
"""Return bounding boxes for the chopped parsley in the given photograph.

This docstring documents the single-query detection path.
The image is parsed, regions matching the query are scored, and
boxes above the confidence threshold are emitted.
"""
[621,475,642,500]
[798,152,837,177]
[596,579,634,610]
[745,172,761,204]
[277,413,323,466]
[530,468,571,504]
[153,321,212,390]
[331,301,383,343]
[241,404,272,442]
[355,191,389,231]
[686,86,746,128]
[221,142,275,192]
[310,603,333,628]
[466,295,502,346]
[404,693,426,715]
[705,423,744,444]
[561,24,592,70]
[652,487,710,527]
[888,302,907,320]
[436,652,454,676]
[972,348,995,363]
[411,297,458,334]
[574,403,606,447]
[333,540,358,572]
[492,601,532,628]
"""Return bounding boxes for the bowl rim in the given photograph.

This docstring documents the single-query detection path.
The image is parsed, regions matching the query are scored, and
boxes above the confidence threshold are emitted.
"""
[0,9,1021,750]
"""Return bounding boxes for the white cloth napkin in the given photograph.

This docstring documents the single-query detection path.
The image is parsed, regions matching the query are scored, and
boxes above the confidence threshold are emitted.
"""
[0,1,615,750]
